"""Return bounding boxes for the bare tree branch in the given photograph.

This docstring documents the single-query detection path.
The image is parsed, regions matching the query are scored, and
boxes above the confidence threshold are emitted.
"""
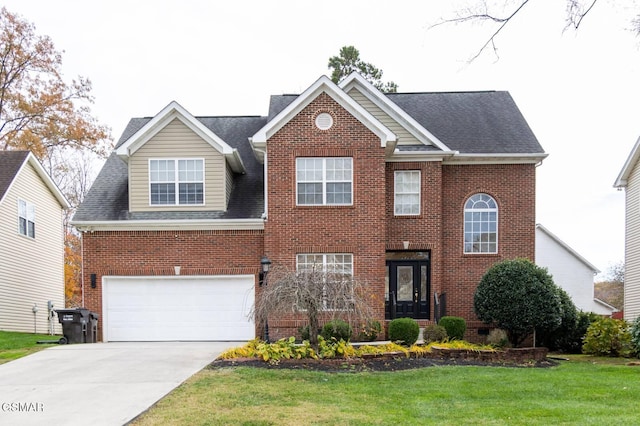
[250,264,374,348]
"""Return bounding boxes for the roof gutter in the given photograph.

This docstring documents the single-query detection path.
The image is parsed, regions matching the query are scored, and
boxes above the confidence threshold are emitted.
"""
[72,218,265,232]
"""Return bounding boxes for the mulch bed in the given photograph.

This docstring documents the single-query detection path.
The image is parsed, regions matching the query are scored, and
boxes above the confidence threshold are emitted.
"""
[209,354,558,373]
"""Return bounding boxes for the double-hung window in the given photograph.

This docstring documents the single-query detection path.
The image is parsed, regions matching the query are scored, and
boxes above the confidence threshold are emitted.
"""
[464,193,498,253]
[296,157,352,205]
[297,254,353,310]
[149,159,204,205]
[18,199,35,238]
[394,170,420,215]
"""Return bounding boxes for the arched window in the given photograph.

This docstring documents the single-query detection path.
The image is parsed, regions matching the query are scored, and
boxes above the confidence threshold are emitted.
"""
[464,193,498,253]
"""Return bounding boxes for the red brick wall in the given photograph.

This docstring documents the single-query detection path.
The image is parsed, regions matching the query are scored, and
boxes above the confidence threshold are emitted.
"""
[386,161,444,298]
[81,229,264,340]
[441,163,537,340]
[263,93,387,338]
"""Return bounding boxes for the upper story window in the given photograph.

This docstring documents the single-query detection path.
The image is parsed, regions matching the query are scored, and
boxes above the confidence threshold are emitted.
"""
[18,199,35,238]
[394,171,420,215]
[149,159,204,205]
[296,157,352,206]
[464,193,498,254]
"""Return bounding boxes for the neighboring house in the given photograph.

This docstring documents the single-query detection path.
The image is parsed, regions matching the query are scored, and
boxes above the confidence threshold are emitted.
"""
[615,135,640,322]
[535,224,615,316]
[0,151,69,334]
[72,72,547,342]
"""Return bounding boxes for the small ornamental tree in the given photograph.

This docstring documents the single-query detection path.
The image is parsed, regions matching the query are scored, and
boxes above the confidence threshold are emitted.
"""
[251,264,373,349]
[474,258,563,347]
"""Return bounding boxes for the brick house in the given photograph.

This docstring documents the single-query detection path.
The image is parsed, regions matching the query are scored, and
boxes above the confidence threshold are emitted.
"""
[72,73,546,342]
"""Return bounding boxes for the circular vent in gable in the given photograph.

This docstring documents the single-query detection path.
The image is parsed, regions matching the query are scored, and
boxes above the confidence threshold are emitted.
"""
[315,112,333,130]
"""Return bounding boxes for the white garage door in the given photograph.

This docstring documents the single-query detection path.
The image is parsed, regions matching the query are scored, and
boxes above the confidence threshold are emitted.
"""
[103,275,255,342]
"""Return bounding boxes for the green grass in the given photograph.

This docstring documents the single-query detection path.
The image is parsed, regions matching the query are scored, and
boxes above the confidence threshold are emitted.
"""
[0,330,60,364]
[133,355,640,425]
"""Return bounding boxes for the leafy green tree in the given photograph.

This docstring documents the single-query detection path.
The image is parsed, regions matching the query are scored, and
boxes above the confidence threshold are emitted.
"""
[474,258,563,347]
[536,287,581,352]
[328,46,398,92]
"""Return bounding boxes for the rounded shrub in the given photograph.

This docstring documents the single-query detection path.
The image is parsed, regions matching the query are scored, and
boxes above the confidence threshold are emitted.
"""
[423,324,448,343]
[320,319,353,342]
[474,258,563,347]
[388,318,420,346]
[582,318,634,357]
[357,319,382,342]
[438,316,466,340]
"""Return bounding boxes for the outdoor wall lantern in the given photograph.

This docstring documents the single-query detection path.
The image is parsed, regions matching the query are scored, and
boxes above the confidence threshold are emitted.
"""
[259,255,271,286]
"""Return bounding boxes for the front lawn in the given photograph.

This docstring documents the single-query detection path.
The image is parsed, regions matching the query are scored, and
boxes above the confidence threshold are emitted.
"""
[0,330,60,364]
[132,355,640,425]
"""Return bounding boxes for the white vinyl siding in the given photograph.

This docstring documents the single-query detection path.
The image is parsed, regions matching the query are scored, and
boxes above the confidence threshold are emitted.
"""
[348,87,421,146]
[129,118,226,212]
[0,162,65,334]
[625,161,640,321]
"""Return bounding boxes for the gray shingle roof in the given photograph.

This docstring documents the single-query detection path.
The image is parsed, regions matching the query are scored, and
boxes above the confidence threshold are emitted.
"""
[386,91,543,154]
[75,88,543,224]
[268,91,543,154]
[0,151,29,201]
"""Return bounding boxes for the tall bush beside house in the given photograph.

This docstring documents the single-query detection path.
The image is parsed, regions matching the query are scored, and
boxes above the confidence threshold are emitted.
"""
[628,317,640,357]
[582,318,634,357]
[388,318,420,346]
[438,316,466,340]
[536,288,579,352]
[474,258,563,347]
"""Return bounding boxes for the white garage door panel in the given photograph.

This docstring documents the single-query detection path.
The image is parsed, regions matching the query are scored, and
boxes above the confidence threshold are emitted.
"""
[104,276,255,341]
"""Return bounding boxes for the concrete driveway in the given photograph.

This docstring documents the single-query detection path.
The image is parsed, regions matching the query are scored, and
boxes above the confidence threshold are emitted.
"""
[0,341,239,426]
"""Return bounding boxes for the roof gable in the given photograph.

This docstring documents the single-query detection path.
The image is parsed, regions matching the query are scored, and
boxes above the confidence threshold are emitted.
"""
[115,101,245,173]
[536,224,600,274]
[0,151,69,208]
[251,75,396,160]
[339,73,453,154]
[614,135,640,188]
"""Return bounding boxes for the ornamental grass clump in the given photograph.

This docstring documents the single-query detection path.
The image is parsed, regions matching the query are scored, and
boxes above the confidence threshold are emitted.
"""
[423,324,448,343]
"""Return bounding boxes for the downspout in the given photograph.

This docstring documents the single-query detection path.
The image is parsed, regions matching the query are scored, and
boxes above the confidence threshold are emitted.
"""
[262,148,268,219]
[80,231,85,307]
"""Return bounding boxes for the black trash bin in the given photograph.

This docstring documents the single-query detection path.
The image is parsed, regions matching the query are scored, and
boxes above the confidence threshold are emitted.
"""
[56,308,92,344]
[86,312,99,343]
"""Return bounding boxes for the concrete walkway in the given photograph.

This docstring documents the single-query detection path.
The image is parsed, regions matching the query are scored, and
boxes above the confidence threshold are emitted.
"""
[0,341,239,425]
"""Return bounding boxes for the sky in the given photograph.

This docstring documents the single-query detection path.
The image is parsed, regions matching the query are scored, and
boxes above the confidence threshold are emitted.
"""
[4,0,639,278]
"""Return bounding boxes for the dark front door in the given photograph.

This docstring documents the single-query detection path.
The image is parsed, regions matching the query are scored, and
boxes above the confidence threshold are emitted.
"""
[386,259,430,319]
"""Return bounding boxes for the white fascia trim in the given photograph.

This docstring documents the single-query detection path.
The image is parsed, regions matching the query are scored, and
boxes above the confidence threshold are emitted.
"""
[594,298,618,312]
[0,152,70,208]
[72,218,265,232]
[251,75,396,148]
[387,150,458,163]
[339,72,451,152]
[443,153,548,165]
[115,101,235,158]
[228,149,247,174]
[614,135,640,188]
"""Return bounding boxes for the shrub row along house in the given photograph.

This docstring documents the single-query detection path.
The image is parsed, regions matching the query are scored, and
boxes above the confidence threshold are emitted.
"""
[72,72,547,342]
